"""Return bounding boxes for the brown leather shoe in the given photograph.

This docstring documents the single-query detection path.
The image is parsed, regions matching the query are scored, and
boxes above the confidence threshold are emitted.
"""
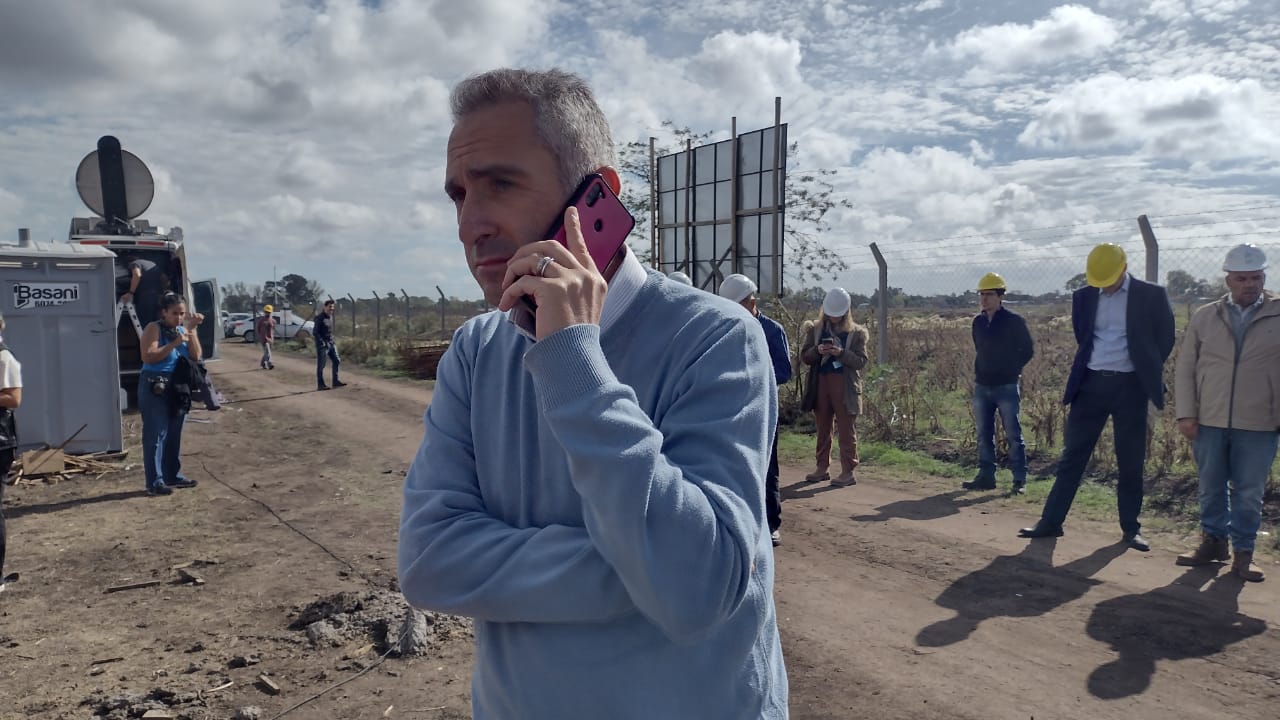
[831,470,857,487]
[1232,551,1265,582]
[804,469,829,483]
[1176,533,1230,566]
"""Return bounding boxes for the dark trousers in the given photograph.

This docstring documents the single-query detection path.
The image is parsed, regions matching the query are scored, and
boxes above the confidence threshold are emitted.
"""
[317,342,341,385]
[0,447,15,578]
[1041,371,1148,534]
[766,428,781,532]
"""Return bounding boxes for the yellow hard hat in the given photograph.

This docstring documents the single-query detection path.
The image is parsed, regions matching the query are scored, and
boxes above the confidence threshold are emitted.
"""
[977,272,1007,292]
[263,304,274,313]
[1086,243,1127,288]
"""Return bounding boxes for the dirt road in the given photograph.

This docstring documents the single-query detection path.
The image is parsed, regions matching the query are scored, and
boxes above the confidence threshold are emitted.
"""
[1,341,1276,719]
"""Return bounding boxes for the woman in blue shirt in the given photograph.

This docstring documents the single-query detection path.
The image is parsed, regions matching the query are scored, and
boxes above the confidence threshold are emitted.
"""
[138,293,204,496]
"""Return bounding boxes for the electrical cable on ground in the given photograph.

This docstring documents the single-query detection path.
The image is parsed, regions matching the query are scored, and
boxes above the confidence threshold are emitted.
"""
[199,460,374,585]
[198,460,417,719]
[267,645,399,720]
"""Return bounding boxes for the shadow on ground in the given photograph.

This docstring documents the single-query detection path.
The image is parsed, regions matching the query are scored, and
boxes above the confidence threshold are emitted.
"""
[915,539,1127,648]
[1085,565,1266,699]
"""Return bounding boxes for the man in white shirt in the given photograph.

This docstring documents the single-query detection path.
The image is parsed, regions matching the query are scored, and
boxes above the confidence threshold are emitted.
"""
[0,311,23,592]
[1020,244,1174,550]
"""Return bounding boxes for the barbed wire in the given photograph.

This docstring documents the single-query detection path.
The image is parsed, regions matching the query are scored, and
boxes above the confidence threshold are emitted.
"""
[1151,214,1280,229]
[1150,202,1280,219]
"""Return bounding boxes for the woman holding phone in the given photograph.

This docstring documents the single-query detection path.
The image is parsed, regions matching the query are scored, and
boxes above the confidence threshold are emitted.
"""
[799,288,869,487]
[138,293,203,496]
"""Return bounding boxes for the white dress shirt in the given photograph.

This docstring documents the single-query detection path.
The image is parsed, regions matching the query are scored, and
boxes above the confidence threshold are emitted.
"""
[1088,273,1135,372]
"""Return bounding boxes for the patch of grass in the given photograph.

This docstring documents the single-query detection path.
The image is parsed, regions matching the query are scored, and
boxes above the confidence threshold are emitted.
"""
[859,441,969,479]
[283,339,430,384]
[780,427,1191,529]
[778,430,968,479]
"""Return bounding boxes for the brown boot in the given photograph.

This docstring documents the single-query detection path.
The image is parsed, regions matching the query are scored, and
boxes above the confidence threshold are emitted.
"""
[1232,551,1265,582]
[1175,534,1230,566]
[804,468,829,483]
[831,470,857,487]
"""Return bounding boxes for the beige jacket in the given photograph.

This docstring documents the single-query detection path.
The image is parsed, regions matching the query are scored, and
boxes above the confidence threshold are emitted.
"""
[800,320,869,415]
[1175,292,1280,432]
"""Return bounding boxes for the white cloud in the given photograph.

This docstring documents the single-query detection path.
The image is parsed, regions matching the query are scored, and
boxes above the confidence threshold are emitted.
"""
[1190,0,1250,24]
[949,5,1121,71]
[689,31,805,101]
[1018,73,1280,160]
[1144,0,1188,22]
[262,194,378,232]
[277,142,342,191]
[968,139,994,162]
[0,187,22,221]
[2,1,1278,299]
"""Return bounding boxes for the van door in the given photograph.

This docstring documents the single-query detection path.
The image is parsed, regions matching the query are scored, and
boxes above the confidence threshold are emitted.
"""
[192,279,220,360]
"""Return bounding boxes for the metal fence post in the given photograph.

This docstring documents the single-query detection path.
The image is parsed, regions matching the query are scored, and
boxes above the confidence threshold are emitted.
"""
[372,290,381,342]
[436,286,446,334]
[346,293,356,337]
[1137,215,1159,283]
[401,289,411,337]
[869,242,889,365]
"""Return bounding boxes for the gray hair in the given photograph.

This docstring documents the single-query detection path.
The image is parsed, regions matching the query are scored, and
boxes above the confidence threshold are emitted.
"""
[450,68,616,194]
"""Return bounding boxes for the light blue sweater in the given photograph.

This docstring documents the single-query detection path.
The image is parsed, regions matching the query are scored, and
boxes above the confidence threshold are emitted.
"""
[398,269,788,719]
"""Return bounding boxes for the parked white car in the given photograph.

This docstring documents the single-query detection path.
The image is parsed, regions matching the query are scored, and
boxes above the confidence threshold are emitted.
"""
[228,312,314,343]
[223,312,251,337]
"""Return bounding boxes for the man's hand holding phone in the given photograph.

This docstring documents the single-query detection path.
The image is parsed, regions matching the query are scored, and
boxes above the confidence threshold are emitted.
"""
[498,206,607,341]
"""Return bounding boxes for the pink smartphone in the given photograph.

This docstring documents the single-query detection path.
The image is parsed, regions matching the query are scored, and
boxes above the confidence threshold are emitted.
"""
[544,173,636,274]
[510,174,635,338]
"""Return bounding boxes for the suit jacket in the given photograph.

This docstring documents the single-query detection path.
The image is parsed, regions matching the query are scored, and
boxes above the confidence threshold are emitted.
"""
[1063,275,1175,409]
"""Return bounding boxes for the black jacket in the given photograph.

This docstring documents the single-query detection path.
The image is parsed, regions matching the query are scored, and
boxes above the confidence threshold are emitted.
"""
[972,307,1034,386]
[314,311,335,346]
[1063,275,1175,409]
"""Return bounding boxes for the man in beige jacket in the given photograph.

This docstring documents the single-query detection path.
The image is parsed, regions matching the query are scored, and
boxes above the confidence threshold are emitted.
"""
[1174,244,1279,581]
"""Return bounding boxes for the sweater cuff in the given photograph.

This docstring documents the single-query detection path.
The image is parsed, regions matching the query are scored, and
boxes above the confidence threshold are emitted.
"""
[523,324,615,410]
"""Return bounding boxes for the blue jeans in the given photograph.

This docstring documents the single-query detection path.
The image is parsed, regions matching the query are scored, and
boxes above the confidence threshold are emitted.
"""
[138,373,186,490]
[1193,425,1279,552]
[974,382,1027,483]
[317,341,341,385]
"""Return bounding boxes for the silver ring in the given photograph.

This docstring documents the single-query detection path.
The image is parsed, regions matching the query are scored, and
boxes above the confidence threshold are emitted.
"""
[534,255,556,278]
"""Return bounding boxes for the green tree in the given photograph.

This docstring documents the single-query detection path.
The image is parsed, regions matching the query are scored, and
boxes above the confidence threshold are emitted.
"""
[219,281,263,312]
[617,121,853,288]
[1065,272,1089,292]
[1165,269,1211,298]
[281,273,324,306]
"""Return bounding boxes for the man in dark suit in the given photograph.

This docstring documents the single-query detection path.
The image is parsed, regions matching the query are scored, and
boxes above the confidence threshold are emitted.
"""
[1019,244,1174,550]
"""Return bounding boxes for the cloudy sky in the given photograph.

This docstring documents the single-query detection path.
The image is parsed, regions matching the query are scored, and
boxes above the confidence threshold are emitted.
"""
[1,0,1277,298]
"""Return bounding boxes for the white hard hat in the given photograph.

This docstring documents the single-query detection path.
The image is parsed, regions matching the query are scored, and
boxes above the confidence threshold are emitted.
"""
[667,271,693,286]
[719,274,757,303]
[1223,244,1268,272]
[823,288,851,316]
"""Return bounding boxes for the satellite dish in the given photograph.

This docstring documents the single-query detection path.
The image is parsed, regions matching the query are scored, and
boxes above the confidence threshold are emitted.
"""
[75,136,155,220]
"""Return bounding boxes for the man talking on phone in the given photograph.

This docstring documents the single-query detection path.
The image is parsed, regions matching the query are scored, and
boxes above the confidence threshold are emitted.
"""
[398,69,788,719]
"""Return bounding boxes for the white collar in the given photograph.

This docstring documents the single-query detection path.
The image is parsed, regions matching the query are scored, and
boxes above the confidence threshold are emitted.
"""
[1100,273,1131,296]
[599,248,646,333]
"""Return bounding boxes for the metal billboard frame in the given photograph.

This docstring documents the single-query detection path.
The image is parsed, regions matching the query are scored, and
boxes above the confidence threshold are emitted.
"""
[652,98,786,296]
